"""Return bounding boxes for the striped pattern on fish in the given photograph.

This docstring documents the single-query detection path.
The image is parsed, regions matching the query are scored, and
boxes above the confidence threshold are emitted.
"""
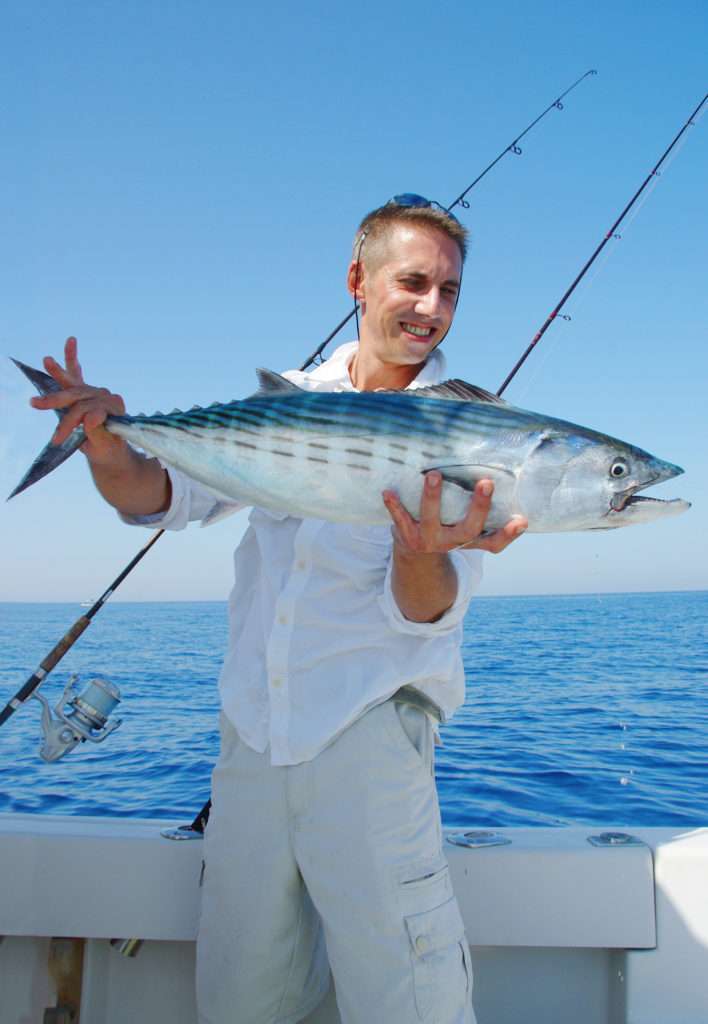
[10,361,690,532]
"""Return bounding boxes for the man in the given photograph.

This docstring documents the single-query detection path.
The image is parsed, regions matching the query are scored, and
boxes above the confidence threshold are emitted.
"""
[33,198,526,1023]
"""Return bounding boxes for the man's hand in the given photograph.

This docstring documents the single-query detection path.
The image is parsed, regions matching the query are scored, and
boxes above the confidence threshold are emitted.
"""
[30,336,128,467]
[383,472,527,555]
[28,336,170,515]
[382,473,527,623]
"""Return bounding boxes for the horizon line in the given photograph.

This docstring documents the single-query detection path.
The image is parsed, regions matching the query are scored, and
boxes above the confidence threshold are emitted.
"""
[1,587,706,605]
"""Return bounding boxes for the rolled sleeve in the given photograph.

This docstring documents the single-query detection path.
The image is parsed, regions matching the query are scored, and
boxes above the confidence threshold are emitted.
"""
[378,549,483,637]
[119,465,239,531]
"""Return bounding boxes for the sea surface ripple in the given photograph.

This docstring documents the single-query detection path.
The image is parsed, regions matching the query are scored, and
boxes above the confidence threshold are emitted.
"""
[1,592,706,827]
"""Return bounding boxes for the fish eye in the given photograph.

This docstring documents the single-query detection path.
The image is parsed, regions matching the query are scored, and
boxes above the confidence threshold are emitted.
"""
[610,460,629,479]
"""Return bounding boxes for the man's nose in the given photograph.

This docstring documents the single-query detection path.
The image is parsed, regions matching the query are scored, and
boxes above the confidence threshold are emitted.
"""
[414,287,441,317]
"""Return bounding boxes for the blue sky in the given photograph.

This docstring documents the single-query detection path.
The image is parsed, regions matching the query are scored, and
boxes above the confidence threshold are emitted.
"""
[1,0,706,600]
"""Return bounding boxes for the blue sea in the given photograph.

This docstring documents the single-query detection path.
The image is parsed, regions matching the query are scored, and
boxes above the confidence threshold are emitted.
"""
[0,592,706,827]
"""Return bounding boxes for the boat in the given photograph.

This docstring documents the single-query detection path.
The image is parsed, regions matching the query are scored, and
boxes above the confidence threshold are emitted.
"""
[1,812,707,1022]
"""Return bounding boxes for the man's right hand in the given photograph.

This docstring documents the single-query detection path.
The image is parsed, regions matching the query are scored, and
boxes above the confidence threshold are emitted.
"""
[29,336,171,515]
[30,336,129,467]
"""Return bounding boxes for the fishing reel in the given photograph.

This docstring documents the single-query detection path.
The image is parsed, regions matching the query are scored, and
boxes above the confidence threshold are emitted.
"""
[32,674,122,762]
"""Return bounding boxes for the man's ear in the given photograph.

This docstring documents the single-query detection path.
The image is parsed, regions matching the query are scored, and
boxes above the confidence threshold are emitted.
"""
[346,259,366,302]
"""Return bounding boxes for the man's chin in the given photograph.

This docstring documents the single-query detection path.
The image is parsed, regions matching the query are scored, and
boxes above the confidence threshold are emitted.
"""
[400,338,439,362]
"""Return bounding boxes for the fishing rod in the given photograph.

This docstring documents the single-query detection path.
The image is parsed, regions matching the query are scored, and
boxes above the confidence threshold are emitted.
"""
[496,91,707,397]
[298,68,597,372]
[0,528,164,756]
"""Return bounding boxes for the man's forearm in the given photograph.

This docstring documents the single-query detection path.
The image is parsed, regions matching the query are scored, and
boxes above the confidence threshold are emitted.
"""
[390,545,458,623]
[86,444,171,516]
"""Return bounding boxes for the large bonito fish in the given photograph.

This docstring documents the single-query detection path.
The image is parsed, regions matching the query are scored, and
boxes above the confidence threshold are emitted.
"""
[10,359,689,532]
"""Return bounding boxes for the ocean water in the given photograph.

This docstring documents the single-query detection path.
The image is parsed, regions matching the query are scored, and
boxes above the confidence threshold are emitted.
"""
[0,592,706,828]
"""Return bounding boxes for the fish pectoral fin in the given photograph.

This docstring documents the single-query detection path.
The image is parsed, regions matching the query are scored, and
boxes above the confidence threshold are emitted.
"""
[250,369,303,398]
[426,464,516,492]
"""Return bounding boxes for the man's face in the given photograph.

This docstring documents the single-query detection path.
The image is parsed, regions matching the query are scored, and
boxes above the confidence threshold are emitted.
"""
[353,223,462,367]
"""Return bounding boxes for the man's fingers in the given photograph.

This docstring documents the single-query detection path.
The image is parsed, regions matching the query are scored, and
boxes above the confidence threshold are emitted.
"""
[43,355,72,388]
[383,491,418,549]
[64,337,84,383]
[383,481,527,555]
[419,472,443,541]
[48,398,107,444]
[472,517,527,554]
[31,385,111,411]
[35,391,124,446]
[41,338,84,389]
[456,478,494,538]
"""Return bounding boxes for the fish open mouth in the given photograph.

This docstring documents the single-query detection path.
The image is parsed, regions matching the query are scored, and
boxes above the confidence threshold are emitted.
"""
[608,479,687,517]
[612,494,681,512]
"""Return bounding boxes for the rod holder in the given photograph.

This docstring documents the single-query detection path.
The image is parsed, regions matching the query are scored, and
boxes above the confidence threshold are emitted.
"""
[447,830,512,849]
[110,938,143,958]
[587,831,644,847]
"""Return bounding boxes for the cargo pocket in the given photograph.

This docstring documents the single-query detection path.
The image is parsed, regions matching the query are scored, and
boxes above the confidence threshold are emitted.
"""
[405,895,470,1020]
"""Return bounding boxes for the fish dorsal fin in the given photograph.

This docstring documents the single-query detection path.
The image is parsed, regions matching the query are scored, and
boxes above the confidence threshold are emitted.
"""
[252,369,304,397]
[410,379,509,405]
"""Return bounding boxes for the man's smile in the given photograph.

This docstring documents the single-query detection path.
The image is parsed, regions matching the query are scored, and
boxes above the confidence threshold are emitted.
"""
[401,322,435,338]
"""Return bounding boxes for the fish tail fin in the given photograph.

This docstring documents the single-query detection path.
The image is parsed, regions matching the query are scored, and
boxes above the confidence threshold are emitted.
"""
[7,358,86,499]
[11,358,63,400]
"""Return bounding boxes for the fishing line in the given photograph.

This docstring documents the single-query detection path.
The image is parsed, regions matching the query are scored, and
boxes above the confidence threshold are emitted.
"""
[299,69,598,371]
[499,116,699,406]
[496,92,707,397]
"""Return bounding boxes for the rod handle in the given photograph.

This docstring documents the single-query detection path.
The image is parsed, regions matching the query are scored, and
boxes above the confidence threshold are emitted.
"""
[40,616,91,675]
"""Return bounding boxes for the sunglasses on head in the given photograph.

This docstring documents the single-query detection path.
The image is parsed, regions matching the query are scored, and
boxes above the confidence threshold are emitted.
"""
[386,193,460,223]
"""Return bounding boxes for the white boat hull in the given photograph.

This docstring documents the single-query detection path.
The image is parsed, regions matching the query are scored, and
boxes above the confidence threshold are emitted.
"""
[1,814,707,1023]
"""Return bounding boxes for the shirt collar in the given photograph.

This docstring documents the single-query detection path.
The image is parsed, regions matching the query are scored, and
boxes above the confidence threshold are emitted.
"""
[302,341,447,391]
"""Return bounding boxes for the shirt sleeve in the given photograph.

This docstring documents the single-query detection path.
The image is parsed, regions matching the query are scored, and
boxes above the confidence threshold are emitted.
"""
[119,464,245,531]
[377,549,484,637]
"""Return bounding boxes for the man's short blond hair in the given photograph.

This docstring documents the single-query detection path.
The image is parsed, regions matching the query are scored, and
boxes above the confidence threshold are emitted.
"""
[353,202,468,271]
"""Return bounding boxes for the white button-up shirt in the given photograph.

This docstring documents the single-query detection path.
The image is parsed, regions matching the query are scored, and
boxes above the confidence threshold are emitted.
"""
[124,342,483,765]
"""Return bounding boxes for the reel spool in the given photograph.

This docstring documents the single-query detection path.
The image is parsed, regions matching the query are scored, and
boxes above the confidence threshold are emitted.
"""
[33,674,122,762]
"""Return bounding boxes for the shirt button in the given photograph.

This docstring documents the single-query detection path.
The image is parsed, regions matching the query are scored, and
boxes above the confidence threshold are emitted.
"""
[296,560,306,570]
[278,614,288,625]
[415,936,429,954]
[272,677,283,688]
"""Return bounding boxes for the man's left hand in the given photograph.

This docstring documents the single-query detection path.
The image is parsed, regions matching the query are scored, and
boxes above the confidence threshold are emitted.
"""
[382,473,527,555]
